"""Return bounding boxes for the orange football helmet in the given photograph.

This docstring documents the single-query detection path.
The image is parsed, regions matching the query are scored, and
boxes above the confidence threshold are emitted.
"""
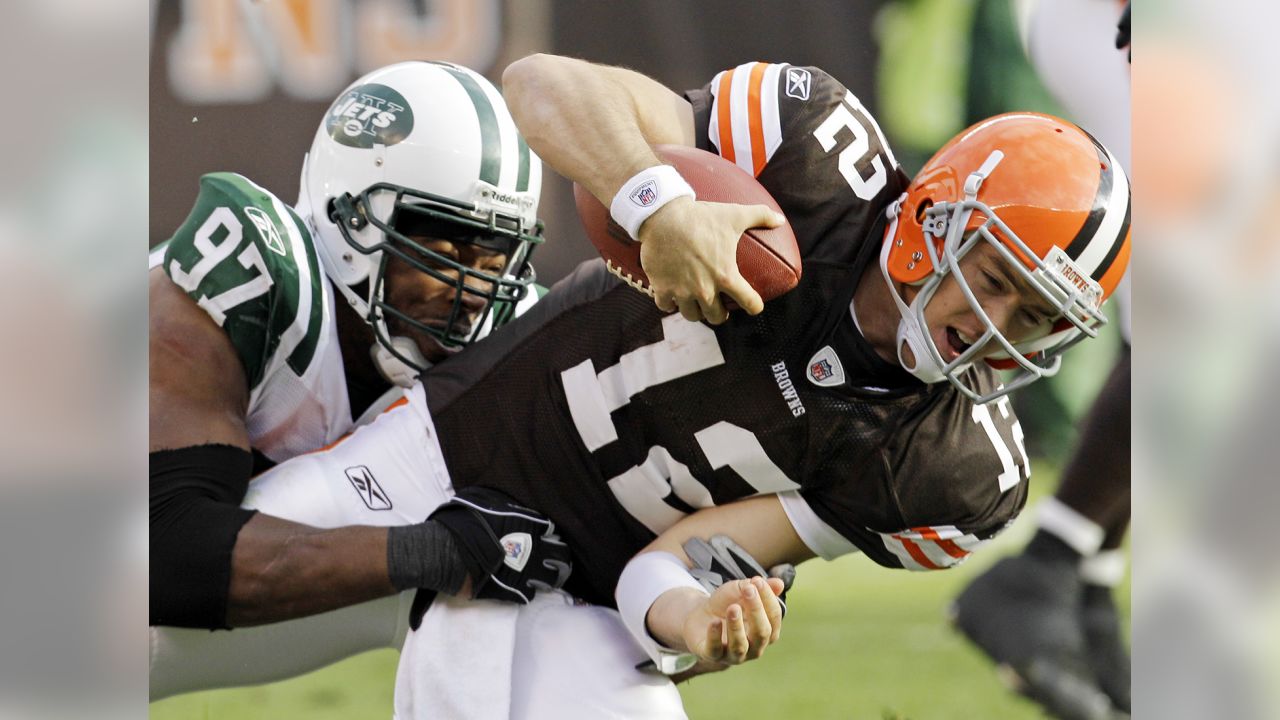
[881,112,1131,403]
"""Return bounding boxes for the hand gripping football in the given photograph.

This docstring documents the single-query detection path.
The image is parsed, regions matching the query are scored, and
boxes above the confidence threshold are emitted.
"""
[573,144,802,302]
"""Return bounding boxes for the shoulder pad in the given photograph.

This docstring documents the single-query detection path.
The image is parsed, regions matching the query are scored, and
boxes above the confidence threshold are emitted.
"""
[162,173,326,389]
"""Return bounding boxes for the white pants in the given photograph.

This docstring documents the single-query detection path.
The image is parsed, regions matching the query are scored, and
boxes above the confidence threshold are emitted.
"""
[149,385,685,718]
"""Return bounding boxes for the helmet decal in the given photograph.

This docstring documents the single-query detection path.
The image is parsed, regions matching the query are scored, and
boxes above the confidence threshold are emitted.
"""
[434,62,503,187]
[1065,130,1131,284]
[325,83,414,149]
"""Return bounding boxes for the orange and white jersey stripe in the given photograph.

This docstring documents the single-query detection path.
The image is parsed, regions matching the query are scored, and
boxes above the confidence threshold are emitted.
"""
[708,61,790,178]
[879,525,986,571]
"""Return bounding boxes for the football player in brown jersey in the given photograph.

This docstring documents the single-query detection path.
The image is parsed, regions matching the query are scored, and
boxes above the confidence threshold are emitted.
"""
[371,51,1128,704]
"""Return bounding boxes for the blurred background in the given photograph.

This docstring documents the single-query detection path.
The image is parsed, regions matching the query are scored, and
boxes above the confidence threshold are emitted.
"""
[0,0,1249,717]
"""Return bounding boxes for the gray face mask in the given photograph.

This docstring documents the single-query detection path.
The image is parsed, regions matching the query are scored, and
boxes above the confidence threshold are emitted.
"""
[877,204,971,386]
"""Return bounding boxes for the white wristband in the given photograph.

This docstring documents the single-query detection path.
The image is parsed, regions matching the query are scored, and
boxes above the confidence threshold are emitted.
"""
[609,165,696,240]
[615,551,707,675]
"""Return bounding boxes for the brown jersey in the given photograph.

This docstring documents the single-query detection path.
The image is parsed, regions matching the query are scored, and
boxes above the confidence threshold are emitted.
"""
[425,64,1029,606]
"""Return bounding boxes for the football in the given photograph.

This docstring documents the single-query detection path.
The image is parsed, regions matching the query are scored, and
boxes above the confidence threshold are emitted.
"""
[573,144,801,303]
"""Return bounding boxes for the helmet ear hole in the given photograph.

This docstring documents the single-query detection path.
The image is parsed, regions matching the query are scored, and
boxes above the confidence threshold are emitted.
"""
[914,199,933,224]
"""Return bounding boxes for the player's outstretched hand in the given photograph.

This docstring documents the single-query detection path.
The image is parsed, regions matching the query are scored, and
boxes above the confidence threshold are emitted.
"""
[638,198,784,325]
[682,576,786,666]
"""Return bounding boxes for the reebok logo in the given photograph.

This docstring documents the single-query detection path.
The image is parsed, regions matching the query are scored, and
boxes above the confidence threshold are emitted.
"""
[244,206,287,257]
[771,361,806,417]
[785,68,812,100]
[500,532,533,572]
[345,466,393,511]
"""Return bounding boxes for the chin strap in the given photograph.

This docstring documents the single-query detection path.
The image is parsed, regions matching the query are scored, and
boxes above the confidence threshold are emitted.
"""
[878,198,964,384]
[371,337,433,388]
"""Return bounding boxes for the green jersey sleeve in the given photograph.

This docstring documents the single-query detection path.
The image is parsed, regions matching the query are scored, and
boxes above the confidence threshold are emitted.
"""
[162,172,325,391]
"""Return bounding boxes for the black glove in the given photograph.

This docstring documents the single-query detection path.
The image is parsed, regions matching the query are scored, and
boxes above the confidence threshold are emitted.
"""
[429,486,572,603]
[683,534,795,616]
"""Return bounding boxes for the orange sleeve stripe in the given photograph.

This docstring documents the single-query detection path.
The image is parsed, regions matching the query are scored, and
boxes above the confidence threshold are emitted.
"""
[746,62,768,177]
[716,69,737,163]
[898,537,941,570]
[909,526,971,560]
[935,538,969,559]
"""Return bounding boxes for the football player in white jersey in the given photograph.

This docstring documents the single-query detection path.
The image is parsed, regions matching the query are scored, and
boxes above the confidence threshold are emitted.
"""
[150,61,590,700]
[151,62,762,719]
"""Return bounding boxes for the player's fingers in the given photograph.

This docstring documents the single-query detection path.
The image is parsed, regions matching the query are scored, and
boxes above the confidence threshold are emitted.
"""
[701,617,725,662]
[700,293,730,325]
[755,577,784,644]
[676,296,703,323]
[736,203,787,230]
[720,269,764,316]
[766,576,786,596]
[739,579,772,658]
[723,603,748,664]
[651,289,677,314]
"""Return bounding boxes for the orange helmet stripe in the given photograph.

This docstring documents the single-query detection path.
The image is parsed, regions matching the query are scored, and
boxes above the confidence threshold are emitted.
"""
[1066,128,1131,286]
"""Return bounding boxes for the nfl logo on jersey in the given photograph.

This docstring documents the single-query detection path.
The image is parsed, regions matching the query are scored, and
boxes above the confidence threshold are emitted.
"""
[810,358,835,382]
[805,346,846,388]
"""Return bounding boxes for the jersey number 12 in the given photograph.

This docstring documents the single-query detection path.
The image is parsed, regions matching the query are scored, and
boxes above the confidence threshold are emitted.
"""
[561,316,799,535]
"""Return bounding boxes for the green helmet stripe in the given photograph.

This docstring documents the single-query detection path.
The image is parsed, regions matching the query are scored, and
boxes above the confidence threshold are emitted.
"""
[516,134,531,192]
[437,64,502,187]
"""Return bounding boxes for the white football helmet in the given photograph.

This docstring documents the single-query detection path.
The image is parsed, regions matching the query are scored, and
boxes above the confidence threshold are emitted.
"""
[299,61,544,386]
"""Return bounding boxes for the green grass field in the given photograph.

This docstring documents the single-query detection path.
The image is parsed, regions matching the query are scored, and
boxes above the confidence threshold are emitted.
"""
[151,465,1128,719]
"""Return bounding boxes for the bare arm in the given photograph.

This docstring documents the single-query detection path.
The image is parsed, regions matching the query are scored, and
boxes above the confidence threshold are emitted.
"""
[615,495,815,673]
[502,53,696,204]
[645,494,813,648]
[149,268,398,626]
[149,267,252,452]
[503,54,780,323]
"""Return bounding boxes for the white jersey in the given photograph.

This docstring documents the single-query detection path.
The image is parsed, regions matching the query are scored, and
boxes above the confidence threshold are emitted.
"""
[150,172,353,461]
